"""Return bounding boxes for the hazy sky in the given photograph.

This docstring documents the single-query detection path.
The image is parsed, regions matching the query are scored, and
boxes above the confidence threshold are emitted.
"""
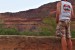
[0,0,59,13]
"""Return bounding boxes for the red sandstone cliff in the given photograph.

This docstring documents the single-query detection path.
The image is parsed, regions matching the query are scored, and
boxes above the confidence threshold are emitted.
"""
[0,1,75,31]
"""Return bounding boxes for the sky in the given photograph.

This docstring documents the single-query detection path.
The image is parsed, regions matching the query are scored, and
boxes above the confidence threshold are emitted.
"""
[0,0,59,13]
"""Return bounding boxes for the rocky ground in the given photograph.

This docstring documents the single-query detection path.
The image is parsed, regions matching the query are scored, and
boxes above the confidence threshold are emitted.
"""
[0,35,74,50]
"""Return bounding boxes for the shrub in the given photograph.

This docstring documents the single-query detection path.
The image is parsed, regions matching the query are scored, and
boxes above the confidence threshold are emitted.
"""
[0,28,19,35]
[71,30,75,38]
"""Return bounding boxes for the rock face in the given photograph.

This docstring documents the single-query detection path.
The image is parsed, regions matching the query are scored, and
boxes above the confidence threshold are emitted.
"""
[0,1,75,31]
[0,1,58,31]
